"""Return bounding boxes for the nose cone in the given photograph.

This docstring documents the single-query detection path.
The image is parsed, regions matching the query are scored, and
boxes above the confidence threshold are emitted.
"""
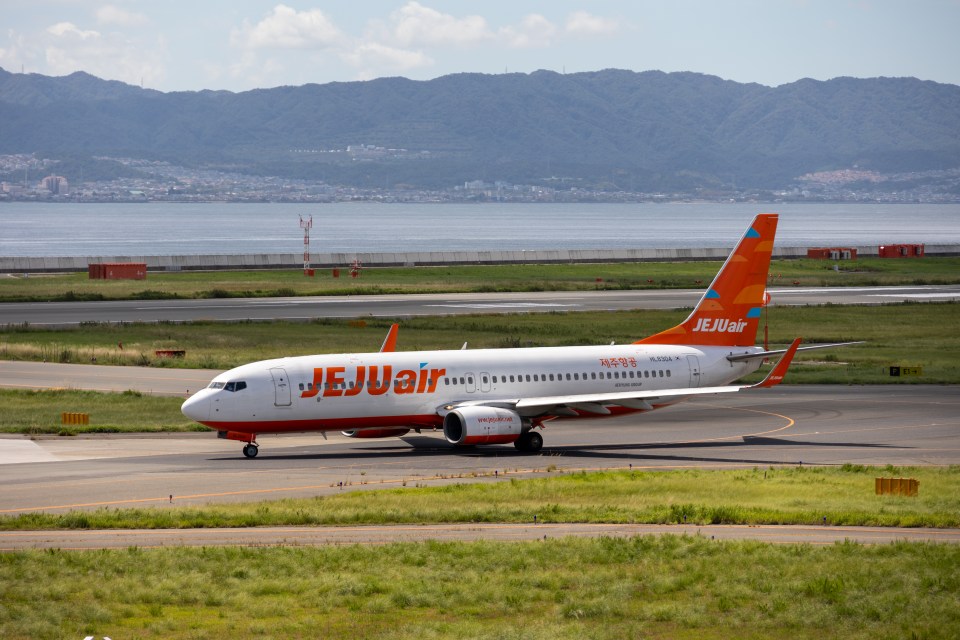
[181,392,211,423]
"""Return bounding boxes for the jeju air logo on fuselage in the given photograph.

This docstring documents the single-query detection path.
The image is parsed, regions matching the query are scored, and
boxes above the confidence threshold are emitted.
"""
[300,363,447,398]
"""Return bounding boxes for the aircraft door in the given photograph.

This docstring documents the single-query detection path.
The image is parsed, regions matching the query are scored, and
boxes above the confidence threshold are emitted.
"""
[479,372,491,393]
[465,372,476,394]
[686,355,701,388]
[269,367,292,406]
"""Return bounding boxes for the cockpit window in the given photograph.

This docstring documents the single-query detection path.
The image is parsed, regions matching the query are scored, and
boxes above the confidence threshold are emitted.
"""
[209,381,246,391]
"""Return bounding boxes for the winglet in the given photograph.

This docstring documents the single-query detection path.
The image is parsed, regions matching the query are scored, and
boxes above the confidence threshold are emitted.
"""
[751,337,802,388]
[379,323,399,353]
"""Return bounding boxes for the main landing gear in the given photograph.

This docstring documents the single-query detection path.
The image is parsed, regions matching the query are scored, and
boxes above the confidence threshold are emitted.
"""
[514,430,544,453]
[242,443,259,458]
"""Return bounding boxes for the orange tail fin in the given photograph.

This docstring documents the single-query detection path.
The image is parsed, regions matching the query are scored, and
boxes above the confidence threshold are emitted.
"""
[636,213,778,347]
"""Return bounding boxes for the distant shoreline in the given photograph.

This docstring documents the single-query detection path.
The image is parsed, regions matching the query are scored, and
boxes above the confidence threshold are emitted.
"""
[4,245,960,274]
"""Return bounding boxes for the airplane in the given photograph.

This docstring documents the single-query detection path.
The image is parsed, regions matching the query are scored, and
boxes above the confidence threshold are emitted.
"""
[181,213,855,458]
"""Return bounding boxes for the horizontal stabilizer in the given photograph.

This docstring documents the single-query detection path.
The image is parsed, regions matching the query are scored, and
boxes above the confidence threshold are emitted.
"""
[727,341,862,363]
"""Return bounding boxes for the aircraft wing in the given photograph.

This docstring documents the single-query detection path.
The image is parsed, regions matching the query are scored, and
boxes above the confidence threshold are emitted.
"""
[444,338,803,417]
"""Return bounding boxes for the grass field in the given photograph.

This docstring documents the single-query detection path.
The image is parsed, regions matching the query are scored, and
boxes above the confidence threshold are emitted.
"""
[5,466,959,530]
[2,256,960,302]
[1,302,957,384]
[0,389,198,434]
[2,536,957,639]
[2,466,959,639]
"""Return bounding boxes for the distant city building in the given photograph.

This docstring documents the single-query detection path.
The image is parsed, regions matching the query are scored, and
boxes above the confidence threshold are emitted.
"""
[40,174,69,195]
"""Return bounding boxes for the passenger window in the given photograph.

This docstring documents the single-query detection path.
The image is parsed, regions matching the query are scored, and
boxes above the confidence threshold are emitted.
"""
[666,370,671,377]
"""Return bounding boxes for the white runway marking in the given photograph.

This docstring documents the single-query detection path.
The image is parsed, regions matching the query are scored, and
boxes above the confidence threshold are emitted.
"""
[427,303,581,309]
[869,293,960,299]
[0,440,59,465]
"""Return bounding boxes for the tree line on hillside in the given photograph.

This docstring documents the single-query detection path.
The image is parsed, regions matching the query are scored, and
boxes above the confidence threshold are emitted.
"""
[1,67,958,190]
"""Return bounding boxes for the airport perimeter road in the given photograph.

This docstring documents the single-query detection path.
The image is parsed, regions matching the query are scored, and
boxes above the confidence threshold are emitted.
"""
[1,386,957,515]
[0,361,219,396]
[3,285,959,326]
[3,523,958,550]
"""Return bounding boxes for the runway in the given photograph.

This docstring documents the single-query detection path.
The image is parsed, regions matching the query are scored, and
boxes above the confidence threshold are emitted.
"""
[1,386,957,516]
[3,284,959,326]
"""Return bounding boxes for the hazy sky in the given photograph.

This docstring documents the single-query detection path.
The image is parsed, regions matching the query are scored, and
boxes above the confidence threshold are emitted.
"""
[3,1,959,92]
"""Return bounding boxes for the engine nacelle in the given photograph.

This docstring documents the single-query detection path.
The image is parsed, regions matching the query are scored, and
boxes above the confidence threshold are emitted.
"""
[341,428,411,439]
[443,406,523,446]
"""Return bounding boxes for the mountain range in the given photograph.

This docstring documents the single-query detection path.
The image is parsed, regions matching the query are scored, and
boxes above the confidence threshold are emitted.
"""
[1,67,959,191]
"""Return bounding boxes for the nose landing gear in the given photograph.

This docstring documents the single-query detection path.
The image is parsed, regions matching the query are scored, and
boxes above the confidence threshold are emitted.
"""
[218,431,260,458]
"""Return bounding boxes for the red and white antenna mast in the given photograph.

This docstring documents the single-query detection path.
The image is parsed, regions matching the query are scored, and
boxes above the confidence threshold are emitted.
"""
[299,214,313,275]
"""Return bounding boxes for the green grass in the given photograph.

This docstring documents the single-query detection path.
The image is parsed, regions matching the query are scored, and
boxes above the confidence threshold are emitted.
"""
[0,389,198,434]
[1,302,958,383]
[3,256,959,302]
[1,533,958,639]
[5,466,959,530]
[3,468,958,638]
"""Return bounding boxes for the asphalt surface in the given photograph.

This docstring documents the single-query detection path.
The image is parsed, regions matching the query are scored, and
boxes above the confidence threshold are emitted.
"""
[1,385,957,515]
[1,383,958,549]
[3,284,960,326]
[0,360,219,396]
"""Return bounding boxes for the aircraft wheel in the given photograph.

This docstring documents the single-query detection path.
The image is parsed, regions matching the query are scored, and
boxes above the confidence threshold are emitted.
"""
[242,444,259,458]
[514,431,543,453]
[526,431,543,452]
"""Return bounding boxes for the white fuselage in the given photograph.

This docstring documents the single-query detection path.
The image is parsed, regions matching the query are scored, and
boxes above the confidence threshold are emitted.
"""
[181,343,763,434]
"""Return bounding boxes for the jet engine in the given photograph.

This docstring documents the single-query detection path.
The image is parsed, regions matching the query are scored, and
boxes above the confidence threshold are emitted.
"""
[443,406,523,446]
[341,428,411,438]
